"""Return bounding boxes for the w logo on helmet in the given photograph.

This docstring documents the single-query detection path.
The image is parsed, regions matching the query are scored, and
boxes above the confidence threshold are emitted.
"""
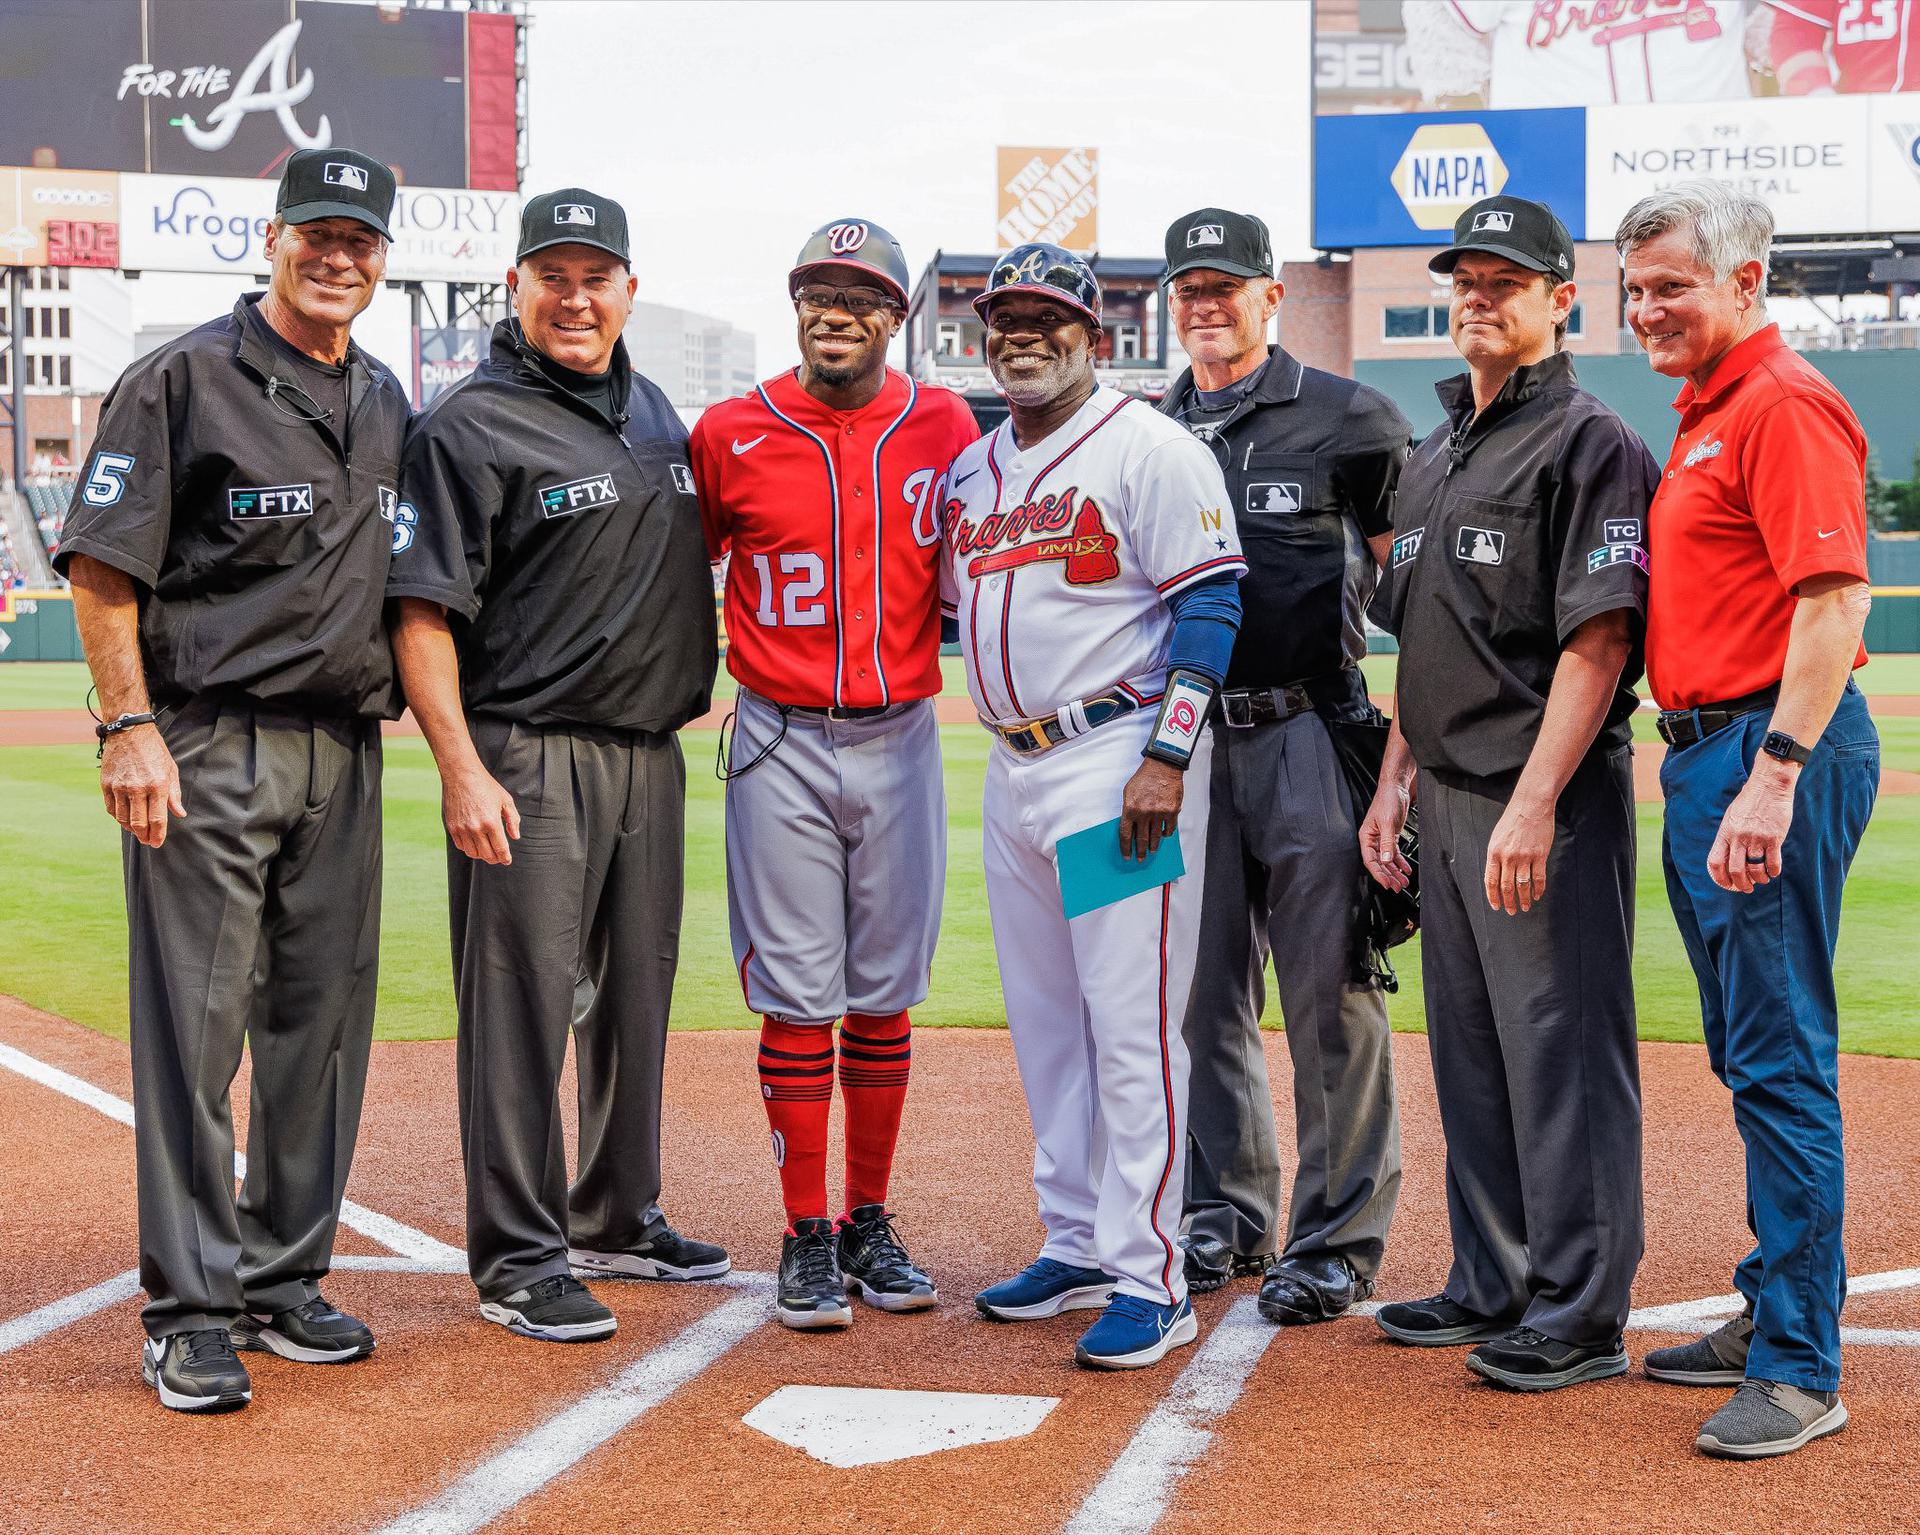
[826,222,868,255]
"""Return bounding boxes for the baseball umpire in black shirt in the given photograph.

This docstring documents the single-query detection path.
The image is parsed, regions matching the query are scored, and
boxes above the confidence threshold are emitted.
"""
[1157,208,1410,1325]
[1362,195,1654,1391]
[388,189,726,1344]
[57,149,408,1412]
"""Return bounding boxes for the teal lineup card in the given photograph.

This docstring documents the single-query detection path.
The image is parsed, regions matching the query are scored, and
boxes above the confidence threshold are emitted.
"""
[1056,818,1185,921]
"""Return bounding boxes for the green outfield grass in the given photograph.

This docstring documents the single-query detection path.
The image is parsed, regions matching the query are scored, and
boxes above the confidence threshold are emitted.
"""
[2,721,1917,1056]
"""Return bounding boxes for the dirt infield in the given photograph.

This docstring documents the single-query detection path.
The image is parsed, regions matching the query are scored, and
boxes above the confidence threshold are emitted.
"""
[4,704,1918,803]
[1,995,1916,1535]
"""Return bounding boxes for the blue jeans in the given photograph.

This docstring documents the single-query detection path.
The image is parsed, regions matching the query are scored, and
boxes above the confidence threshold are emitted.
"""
[1659,681,1878,1391]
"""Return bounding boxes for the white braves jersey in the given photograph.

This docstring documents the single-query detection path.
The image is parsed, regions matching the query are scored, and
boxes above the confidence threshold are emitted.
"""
[1450,0,1754,105]
[939,386,1244,728]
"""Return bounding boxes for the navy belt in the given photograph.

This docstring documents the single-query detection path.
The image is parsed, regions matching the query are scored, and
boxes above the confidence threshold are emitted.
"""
[1655,684,1779,749]
[990,688,1144,757]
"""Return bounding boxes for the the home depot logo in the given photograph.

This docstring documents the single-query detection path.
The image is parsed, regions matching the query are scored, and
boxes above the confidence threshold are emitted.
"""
[1390,123,1509,232]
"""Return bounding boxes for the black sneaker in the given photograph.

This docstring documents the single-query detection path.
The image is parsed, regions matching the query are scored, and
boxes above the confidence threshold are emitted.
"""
[570,1221,732,1282]
[778,1217,853,1331]
[1375,1293,1510,1347]
[141,1328,251,1413]
[479,1275,617,1342]
[1180,1235,1272,1295]
[1466,1327,1630,1391]
[836,1205,938,1313]
[232,1294,376,1363]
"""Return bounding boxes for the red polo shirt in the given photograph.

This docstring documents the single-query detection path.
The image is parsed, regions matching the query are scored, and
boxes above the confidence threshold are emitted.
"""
[1645,324,1869,711]
[691,368,979,709]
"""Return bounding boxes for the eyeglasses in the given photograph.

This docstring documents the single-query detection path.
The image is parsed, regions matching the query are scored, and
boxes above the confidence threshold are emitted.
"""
[793,284,897,318]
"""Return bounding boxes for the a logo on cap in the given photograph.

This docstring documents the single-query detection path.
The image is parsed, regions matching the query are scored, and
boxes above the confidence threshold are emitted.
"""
[324,162,369,191]
[826,222,868,255]
[1187,223,1224,248]
[1002,249,1047,283]
[1471,209,1513,233]
[555,203,596,227]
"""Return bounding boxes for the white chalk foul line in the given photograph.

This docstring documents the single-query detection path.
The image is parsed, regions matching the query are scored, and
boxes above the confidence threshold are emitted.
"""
[1061,1297,1277,1535]
[373,1279,775,1535]
[0,1270,142,1357]
[0,1037,464,1267]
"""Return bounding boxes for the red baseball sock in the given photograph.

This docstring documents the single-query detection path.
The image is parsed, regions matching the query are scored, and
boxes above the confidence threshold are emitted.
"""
[837,1011,912,1216]
[757,1018,834,1229]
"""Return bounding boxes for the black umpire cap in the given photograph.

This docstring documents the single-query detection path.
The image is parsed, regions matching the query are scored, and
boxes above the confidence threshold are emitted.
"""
[517,187,631,265]
[1163,207,1274,284]
[276,148,396,239]
[1429,195,1575,279]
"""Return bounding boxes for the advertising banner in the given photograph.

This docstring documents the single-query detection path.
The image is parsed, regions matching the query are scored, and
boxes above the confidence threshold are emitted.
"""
[0,0,517,191]
[118,173,518,281]
[0,167,122,267]
[413,325,490,408]
[995,148,1099,252]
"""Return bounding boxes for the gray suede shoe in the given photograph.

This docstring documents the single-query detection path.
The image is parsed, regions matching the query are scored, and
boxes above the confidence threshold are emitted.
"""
[1696,1379,1847,1459]
[1645,1313,1753,1386]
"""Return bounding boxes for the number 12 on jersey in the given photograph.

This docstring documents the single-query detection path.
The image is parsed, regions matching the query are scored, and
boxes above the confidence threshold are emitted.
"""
[750,551,827,628]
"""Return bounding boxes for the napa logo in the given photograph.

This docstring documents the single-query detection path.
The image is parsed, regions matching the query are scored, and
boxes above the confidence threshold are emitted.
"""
[1390,123,1509,232]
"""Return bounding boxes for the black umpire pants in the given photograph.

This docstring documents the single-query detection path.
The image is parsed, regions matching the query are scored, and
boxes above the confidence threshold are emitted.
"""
[1419,746,1644,1346]
[451,717,686,1302]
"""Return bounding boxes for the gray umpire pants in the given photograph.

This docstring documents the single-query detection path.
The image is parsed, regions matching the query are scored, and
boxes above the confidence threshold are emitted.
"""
[1419,747,1644,1346]
[1182,709,1401,1275]
[451,716,685,1302]
[125,697,382,1339]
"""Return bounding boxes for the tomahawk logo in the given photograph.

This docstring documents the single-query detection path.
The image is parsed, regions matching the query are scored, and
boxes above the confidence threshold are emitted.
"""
[1187,223,1224,247]
[555,203,596,226]
[323,162,368,191]
[1471,209,1513,233]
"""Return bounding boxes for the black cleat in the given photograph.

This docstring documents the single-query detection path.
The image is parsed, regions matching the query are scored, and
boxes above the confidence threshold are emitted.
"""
[778,1217,854,1331]
[232,1294,376,1363]
[142,1328,252,1412]
[1180,1235,1272,1295]
[1257,1252,1370,1326]
[571,1221,732,1282]
[836,1205,938,1313]
[480,1275,617,1342]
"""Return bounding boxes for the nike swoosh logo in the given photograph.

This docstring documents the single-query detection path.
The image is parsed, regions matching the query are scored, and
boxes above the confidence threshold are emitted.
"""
[1817,528,1841,539]
[732,435,766,456]
[953,468,979,486]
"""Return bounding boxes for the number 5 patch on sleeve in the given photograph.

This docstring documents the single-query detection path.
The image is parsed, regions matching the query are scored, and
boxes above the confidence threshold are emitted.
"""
[83,452,136,507]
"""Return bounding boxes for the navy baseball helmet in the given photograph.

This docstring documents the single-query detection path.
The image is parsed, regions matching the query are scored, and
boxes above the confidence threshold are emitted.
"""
[788,218,910,305]
[973,242,1101,327]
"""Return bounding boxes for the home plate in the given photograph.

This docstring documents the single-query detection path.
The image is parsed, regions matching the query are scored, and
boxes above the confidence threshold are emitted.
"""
[742,1385,1060,1468]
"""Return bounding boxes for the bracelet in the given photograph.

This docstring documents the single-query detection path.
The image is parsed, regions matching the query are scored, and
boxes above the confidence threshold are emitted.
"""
[95,712,156,742]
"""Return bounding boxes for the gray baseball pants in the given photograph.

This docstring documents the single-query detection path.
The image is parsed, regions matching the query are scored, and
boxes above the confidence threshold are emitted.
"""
[1419,746,1644,1346]
[1182,708,1401,1275]
[450,716,686,1302]
[125,697,382,1339]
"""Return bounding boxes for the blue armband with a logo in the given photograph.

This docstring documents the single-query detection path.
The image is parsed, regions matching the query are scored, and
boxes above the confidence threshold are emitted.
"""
[1143,669,1218,770]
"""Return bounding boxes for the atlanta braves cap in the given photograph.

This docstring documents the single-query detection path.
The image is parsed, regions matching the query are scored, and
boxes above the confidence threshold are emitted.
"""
[276,148,396,240]
[973,242,1102,326]
[1163,207,1274,283]
[517,187,631,265]
[1429,195,1575,278]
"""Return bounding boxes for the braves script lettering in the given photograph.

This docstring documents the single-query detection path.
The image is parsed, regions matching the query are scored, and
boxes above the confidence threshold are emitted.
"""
[1523,0,1722,49]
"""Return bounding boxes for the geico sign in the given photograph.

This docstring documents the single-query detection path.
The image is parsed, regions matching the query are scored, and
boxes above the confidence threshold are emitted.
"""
[31,186,115,207]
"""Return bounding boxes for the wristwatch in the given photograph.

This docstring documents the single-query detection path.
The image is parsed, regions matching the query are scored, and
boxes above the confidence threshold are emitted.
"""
[1760,729,1812,767]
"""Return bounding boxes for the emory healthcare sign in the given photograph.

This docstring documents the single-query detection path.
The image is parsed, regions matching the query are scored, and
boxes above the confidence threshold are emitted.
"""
[996,147,1099,253]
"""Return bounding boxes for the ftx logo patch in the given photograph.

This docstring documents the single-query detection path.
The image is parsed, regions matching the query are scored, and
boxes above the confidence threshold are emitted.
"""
[539,473,619,517]
[323,162,368,191]
[1245,481,1301,515]
[229,483,315,519]
[1456,526,1505,566]
[1588,543,1649,574]
[1391,528,1423,567]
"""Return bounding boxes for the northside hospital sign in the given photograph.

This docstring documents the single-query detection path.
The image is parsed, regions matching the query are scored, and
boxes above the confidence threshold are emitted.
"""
[1315,94,1920,247]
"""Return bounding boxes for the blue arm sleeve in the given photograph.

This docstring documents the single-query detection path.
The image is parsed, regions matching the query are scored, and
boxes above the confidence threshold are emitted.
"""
[1164,573,1241,686]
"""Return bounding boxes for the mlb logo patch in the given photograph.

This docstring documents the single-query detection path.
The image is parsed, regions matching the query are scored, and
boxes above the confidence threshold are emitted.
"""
[1456,526,1505,566]
[1187,223,1224,248]
[1471,210,1513,233]
[1245,482,1301,516]
[1604,518,1641,544]
[323,162,369,191]
[378,485,399,520]
[554,203,596,226]
[670,463,695,495]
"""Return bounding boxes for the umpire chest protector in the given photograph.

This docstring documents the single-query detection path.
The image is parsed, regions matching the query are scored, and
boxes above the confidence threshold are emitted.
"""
[1159,349,1409,692]
[391,321,717,732]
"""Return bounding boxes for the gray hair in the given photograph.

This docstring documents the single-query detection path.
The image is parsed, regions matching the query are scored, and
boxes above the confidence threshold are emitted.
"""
[1613,180,1773,291]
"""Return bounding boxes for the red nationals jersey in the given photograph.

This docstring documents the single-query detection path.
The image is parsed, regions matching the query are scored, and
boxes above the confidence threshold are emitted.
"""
[691,368,979,709]
[1771,0,1920,91]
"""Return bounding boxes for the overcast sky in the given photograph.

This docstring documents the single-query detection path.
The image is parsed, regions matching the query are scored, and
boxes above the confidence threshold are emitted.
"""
[131,0,1315,389]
